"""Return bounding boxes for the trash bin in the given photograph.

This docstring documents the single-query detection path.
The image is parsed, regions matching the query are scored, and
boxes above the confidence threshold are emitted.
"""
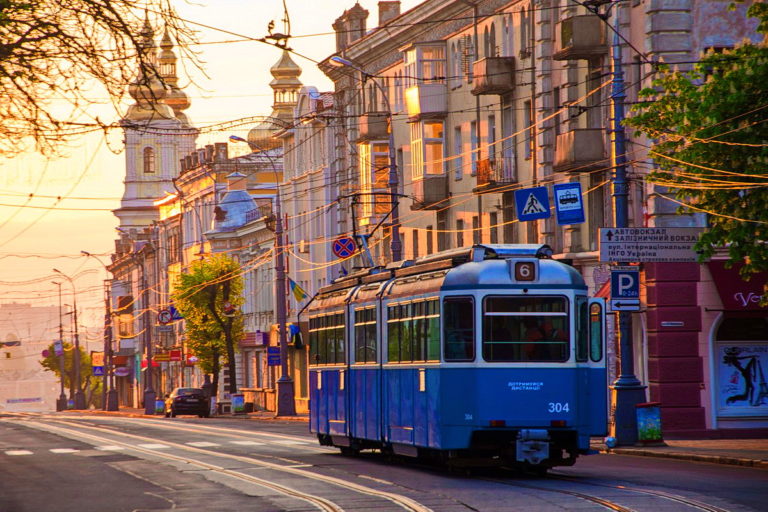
[636,402,664,445]
[231,394,245,415]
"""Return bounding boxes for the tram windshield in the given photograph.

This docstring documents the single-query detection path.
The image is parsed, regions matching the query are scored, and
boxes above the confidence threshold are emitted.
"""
[482,296,569,362]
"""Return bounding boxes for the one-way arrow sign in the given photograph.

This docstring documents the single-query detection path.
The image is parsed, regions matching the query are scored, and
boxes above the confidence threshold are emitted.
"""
[609,299,641,312]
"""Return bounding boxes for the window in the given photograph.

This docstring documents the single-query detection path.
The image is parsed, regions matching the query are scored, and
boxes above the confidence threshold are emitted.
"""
[412,229,420,259]
[488,115,497,160]
[387,298,440,363]
[482,296,569,362]
[143,147,155,174]
[358,141,390,217]
[489,23,497,58]
[450,42,461,89]
[453,126,463,180]
[437,211,448,251]
[354,307,377,363]
[456,218,464,247]
[490,212,499,243]
[470,121,478,174]
[444,297,475,361]
[309,312,346,365]
[523,100,532,160]
[426,225,434,254]
[410,121,445,179]
[472,216,480,244]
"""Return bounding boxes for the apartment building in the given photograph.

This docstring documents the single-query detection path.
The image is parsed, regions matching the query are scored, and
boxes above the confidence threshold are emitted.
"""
[317,0,767,436]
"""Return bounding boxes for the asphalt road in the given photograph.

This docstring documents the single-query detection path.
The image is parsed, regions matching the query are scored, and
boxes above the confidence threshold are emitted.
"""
[1,412,766,512]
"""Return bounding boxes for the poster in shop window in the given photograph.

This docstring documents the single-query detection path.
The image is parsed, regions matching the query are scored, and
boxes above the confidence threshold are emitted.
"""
[717,344,768,415]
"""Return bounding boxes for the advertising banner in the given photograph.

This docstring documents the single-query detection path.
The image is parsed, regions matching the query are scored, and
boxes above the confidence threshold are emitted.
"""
[718,344,768,416]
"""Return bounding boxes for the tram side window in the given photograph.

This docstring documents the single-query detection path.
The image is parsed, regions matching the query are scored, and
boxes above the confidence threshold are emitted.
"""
[387,298,440,363]
[589,302,603,362]
[309,312,346,365]
[354,307,377,363]
[443,297,475,361]
[482,296,568,362]
[576,297,588,362]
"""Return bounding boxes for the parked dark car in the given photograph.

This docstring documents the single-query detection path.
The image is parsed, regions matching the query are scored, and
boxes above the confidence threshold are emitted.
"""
[165,387,210,418]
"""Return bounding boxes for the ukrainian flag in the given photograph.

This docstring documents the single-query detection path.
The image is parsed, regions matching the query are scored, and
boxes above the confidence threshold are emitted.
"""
[288,278,308,302]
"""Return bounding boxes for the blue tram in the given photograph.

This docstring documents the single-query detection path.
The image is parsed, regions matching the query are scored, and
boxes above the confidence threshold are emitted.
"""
[308,244,607,471]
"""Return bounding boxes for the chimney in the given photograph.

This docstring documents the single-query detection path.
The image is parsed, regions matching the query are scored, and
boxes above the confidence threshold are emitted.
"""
[226,171,247,191]
[204,144,215,163]
[180,157,187,172]
[197,148,207,165]
[214,142,228,162]
[378,1,400,26]
[333,3,369,52]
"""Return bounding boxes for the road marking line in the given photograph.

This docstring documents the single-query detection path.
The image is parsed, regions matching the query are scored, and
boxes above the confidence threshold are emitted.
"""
[96,445,125,451]
[138,443,170,449]
[50,448,79,454]
[186,442,220,447]
[271,440,309,445]
[230,441,265,446]
[5,450,33,455]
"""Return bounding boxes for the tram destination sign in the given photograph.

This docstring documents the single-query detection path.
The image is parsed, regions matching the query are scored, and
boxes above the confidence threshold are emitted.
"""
[599,227,704,263]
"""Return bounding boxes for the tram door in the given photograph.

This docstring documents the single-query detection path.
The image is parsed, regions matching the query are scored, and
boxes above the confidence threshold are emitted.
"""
[587,298,607,436]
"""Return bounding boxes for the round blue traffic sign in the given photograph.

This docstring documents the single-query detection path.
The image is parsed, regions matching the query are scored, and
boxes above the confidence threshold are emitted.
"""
[332,236,356,259]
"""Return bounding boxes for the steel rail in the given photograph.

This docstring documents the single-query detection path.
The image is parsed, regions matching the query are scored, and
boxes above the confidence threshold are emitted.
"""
[19,418,433,512]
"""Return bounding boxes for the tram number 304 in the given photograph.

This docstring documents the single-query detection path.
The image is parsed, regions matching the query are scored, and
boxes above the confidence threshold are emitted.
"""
[548,402,570,413]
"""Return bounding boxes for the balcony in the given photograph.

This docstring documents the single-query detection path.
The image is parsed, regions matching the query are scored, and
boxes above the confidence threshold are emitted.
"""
[553,16,607,61]
[471,57,516,96]
[357,112,390,141]
[473,158,517,193]
[553,129,607,173]
[411,174,448,210]
[405,83,447,119]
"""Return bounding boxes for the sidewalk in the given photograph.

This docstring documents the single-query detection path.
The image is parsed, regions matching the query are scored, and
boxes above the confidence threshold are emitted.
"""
[591,438,768,470]
[63,409,766,469]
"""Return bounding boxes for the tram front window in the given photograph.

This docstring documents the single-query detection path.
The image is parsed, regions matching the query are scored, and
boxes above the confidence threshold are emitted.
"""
[482,296,569,362]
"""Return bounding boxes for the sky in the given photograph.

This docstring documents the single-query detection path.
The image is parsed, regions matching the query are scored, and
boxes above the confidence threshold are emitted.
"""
[0,0,419,336]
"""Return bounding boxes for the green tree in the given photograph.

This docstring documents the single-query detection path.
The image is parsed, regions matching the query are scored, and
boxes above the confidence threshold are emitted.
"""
[625,4,768,298]
[172,254,244,397]
[39,342,102,408]
[0,0,197,156]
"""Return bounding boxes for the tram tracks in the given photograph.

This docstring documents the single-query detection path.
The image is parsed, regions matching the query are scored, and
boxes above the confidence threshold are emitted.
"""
[16,417,433,512]
[478,472,733,512]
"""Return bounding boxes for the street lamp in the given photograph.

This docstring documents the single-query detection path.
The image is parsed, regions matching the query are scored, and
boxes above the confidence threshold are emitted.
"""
[229,134,296,417]
[328,55,402,262]
[52,269,86,410]
[51,281,68,411]
[81,251,119,411]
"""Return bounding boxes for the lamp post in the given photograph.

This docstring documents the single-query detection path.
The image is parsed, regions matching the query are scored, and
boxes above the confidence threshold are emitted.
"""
[53,269,86,410]
[229,134,296,416]
[51,281,68,411]
[328,55,402,262]
[81,251,119,411]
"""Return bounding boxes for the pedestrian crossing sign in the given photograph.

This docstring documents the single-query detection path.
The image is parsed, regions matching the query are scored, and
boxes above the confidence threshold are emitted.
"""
[514,186,551,221]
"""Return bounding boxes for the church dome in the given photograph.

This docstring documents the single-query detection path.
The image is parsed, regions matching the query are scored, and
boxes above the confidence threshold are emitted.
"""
[246,119,282,151]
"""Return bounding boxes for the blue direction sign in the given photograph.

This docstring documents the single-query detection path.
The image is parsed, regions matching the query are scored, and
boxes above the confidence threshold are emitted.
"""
[553,182,585,225]
[267,346,281,366]
[514,186,551,221]
[92,366,105,376]
[610,267,640,312]
[332,236,356,259]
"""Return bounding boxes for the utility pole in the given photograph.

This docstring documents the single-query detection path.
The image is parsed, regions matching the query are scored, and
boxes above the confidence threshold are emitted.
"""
[139,249,156,415]
[52,281,67,411]
[606,1,645,445]
[53,269,85,409]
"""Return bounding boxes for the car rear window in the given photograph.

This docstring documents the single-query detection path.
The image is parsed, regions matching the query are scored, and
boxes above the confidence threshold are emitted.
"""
[177,388,203,396]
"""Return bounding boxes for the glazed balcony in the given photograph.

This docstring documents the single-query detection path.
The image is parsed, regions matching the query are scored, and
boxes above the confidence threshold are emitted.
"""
[405,83,447,119]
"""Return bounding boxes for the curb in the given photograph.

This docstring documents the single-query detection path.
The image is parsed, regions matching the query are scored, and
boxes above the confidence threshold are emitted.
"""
[598,447,768,469]
[61,409,309,422]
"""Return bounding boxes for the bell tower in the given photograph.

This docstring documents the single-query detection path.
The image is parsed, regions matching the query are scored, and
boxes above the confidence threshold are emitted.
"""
[115,17,197,230]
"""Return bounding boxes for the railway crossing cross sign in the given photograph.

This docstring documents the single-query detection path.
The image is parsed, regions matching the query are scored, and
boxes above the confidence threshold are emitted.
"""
[514,186,551,222]
[332,236,356,259]
[553,182,585,226]
[610,267,641,312]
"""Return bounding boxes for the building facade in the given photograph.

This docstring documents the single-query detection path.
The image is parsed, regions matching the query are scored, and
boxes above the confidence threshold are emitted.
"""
[313,0,767,436]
